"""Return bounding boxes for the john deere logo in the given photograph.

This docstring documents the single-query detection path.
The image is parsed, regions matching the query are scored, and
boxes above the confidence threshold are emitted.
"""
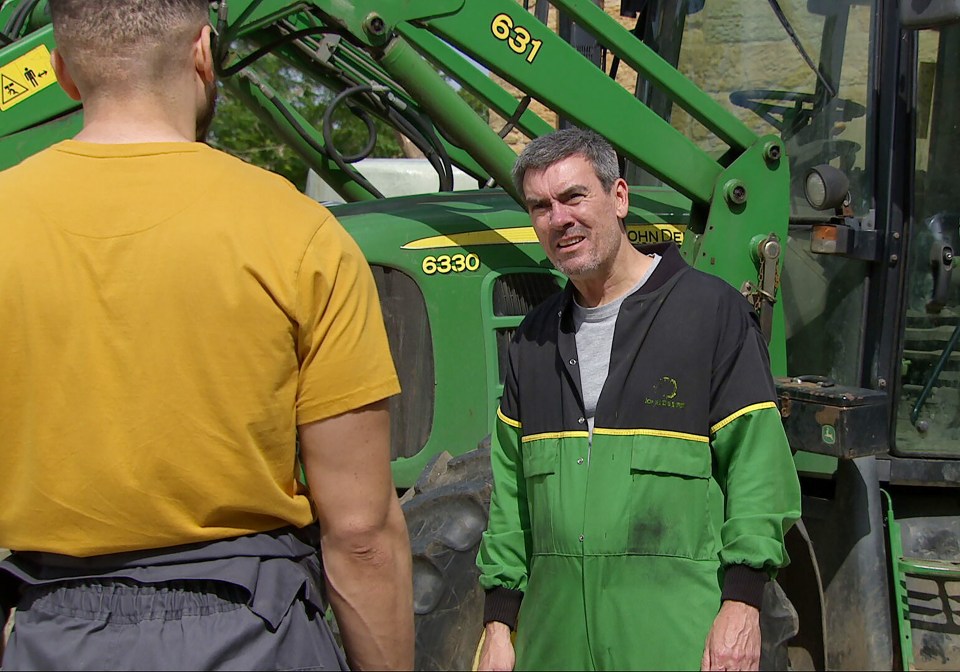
[646,376,685,409]
[822,425,837,445]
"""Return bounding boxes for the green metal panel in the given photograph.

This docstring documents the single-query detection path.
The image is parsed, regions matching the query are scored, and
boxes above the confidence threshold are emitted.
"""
[332,191,542,484]
[683,135,790,375]
[793,451,838,476]
[0,108,80,170]
[0,26,78,139]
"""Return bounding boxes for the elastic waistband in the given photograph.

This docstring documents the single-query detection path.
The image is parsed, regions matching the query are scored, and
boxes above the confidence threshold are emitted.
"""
[14,524,321,572]
[0,526,326,629]
[20,579,248,624]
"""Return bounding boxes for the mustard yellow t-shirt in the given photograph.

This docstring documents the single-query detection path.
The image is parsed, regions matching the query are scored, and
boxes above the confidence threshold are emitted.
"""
[0,141,400,556]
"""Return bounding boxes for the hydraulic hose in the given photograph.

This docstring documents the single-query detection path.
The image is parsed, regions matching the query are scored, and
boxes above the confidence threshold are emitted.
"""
[321,84,380,163]
[250,76,385,199]
[498,96,533,139]
[214,6,456,193]
[391,104,454,191]
[3,0,42,40]
[387,107,454,192]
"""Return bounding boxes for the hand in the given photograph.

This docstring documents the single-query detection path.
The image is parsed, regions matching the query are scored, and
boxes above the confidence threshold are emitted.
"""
[701,600,761,671]
[478,622,515,672]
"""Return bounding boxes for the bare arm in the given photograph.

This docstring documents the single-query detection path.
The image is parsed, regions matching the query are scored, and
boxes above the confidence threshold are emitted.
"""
[299,400,414,671]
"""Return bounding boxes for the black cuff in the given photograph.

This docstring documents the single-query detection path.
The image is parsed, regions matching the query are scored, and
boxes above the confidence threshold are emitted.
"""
[483,587,524,630]
[721,565,768,609]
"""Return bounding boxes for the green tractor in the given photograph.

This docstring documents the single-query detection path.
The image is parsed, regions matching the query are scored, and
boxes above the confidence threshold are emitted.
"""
[3,0,960,668]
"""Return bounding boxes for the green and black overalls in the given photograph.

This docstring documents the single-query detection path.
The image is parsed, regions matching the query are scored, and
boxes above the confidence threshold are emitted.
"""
[477,244,801,670]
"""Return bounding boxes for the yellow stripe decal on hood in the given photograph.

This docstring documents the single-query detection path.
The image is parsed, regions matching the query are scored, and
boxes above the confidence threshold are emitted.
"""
[402,224,685,250]
[403,227,539,250]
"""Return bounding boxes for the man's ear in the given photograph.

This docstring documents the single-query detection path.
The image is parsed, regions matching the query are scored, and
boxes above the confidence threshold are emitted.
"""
[193,24,215,85]
[613,177,630,219]
[50,49,81,101]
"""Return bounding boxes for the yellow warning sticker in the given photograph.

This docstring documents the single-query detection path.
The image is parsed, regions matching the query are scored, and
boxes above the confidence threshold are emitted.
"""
[0,45,57,112]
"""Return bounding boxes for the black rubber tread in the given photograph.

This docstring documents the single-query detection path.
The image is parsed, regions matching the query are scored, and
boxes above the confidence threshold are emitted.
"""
[402,439,493,671]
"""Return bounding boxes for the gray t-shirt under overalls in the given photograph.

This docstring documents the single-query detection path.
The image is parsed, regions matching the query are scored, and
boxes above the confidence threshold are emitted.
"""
[571,254,661,445]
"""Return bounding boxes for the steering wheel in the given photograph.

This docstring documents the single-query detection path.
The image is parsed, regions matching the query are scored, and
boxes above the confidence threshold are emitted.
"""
[790,138,862,174]
[729,89,866,135]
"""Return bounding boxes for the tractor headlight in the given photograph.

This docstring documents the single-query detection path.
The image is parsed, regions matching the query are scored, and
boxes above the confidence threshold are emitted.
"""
[804,164,850,211]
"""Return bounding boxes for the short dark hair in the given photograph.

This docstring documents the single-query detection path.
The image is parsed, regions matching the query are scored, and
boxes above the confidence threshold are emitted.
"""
[49,0,209,94]
[512,127,620,201]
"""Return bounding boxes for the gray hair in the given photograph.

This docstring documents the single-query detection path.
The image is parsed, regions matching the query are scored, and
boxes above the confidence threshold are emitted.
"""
[512,127,620,200]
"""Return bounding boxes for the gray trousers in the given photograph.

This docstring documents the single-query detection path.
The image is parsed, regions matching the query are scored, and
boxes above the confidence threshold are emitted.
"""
[0,528,348,671]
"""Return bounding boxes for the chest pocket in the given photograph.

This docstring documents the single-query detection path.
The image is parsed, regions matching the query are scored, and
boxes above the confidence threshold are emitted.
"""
[521,440,560,553]
[627,438,713,560]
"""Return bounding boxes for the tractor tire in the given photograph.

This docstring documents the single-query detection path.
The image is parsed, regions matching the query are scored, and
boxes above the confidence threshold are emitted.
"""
[401,438,493,671]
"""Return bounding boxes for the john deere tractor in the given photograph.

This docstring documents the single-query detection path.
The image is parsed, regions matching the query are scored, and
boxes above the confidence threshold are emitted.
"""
[3,0,960,668]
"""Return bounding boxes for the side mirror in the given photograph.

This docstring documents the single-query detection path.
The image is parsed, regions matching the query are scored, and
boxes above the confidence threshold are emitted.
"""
[924,213,960,313]
[928,242,955,314]
[901,0,960,29]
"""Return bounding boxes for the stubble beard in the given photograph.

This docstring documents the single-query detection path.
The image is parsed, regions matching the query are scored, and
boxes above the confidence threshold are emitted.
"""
[551,232,620,281]
[553,253,602,279]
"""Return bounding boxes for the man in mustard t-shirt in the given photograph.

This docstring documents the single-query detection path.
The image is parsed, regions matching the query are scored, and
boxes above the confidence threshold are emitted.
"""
[0,1,413,669]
